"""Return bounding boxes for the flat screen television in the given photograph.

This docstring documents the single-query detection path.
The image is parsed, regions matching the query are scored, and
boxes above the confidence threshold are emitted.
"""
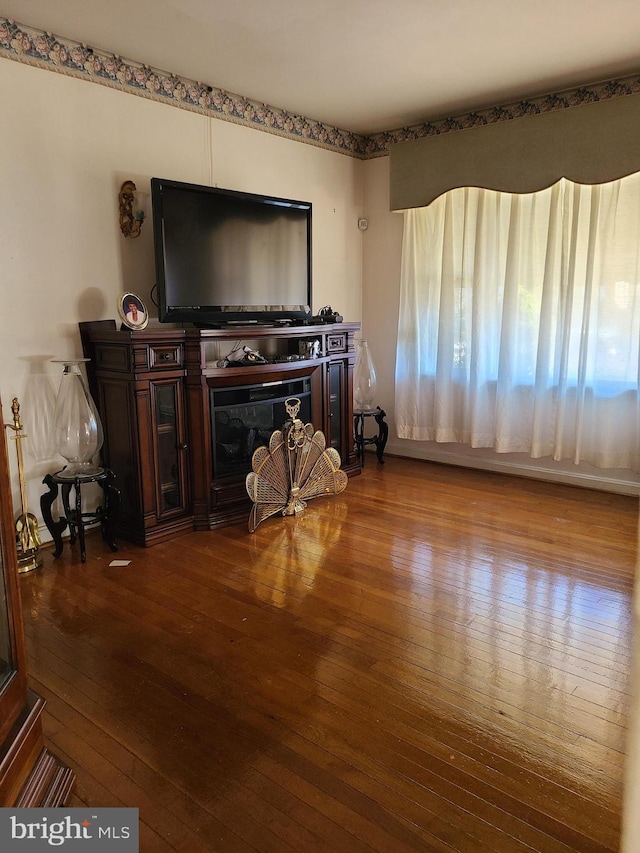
[151,177,312,326]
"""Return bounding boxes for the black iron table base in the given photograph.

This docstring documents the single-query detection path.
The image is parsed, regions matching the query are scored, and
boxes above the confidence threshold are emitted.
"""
[41,467,120,563]
[354,406,388,466]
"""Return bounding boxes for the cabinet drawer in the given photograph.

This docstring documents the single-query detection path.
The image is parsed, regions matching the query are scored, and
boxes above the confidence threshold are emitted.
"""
[149,344,183,369]
[326,333,347,353]
[94,343,132,373]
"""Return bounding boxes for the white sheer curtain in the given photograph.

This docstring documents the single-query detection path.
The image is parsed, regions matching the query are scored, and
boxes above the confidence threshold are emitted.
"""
[395,175,640,470]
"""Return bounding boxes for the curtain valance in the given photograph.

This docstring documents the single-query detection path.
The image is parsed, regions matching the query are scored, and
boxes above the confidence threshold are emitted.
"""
[390,93,640,210]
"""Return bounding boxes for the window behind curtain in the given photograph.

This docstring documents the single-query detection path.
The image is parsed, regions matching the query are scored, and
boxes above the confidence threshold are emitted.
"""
[395,175,640,470]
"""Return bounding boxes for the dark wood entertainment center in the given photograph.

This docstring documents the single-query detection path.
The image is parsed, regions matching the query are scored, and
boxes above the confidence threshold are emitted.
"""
[81,321,361,545]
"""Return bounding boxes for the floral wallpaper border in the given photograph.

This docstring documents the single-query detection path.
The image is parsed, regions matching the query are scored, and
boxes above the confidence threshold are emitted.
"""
[2,16,640,160]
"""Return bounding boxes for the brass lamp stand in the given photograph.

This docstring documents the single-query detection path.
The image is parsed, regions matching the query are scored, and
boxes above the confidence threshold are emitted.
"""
[4,398,41,573]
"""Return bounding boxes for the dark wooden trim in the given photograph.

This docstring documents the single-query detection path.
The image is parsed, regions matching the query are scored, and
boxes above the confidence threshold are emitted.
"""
[15,748,76,808]
[0,691,74,808]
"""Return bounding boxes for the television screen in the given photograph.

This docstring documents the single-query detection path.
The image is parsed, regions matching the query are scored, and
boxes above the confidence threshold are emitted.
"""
[151,178,312,326]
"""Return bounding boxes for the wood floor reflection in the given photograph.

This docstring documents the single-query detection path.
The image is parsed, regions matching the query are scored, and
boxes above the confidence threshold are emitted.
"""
[19,457,637,852]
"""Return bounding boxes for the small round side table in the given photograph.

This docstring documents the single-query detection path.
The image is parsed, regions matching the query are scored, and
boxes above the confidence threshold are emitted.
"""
[353,406,388,466]
[41,467,120,563]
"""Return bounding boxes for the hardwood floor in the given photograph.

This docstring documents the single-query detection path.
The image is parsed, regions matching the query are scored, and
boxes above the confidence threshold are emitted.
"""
[19,457,637,852]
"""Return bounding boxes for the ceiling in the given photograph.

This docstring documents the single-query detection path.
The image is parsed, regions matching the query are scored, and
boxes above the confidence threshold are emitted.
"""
[2,0,640,136]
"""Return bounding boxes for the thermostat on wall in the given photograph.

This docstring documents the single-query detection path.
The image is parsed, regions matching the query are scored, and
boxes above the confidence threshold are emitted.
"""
[358,218,368,231]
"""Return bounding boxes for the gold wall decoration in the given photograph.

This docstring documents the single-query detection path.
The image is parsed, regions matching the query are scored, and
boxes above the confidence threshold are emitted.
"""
[118,180,147,238]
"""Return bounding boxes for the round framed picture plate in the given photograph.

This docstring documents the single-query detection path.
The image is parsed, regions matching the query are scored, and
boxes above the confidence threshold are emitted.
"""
[118,292,149,330]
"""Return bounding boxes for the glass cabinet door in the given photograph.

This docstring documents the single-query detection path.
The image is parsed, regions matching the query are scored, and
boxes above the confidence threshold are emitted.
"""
[151,379,189,518]
[328,361,343,456]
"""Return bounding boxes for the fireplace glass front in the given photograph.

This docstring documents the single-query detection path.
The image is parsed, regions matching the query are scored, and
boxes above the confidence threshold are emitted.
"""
[210,377,312,477]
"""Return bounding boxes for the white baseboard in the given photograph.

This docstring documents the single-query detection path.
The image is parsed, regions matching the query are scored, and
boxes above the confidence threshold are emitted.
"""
[382,439,640,496]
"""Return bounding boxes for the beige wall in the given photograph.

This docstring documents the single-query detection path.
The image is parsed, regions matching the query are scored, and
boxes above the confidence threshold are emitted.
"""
[0,57,364,529]
[361,155,403,410]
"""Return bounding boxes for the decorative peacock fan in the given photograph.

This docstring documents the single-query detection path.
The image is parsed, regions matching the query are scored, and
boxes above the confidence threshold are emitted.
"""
[245,397,348,532]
